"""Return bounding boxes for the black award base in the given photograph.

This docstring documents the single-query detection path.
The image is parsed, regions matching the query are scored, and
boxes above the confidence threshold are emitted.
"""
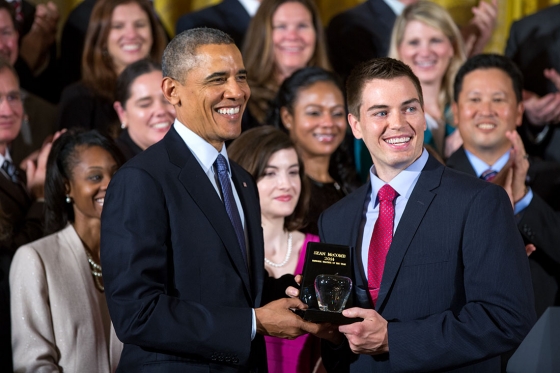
[294,308,363,325]
[297,242,363,325]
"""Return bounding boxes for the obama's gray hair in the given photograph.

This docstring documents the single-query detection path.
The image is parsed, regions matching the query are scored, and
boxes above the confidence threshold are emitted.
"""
[162,28,235,83]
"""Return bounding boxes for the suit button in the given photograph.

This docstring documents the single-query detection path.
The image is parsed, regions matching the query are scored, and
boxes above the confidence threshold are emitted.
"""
[232,358,239,364]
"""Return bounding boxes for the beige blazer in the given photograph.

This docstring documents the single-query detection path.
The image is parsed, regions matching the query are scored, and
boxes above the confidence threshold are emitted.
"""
[10,225,122,373]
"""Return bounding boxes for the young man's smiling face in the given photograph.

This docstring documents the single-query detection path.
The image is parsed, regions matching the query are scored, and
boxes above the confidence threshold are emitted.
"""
[348,76,426,182]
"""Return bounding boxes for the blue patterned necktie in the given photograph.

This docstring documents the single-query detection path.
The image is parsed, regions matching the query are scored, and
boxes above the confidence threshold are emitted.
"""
[214,154,247,266]
[480,169,498,182]
[2,159,24,187]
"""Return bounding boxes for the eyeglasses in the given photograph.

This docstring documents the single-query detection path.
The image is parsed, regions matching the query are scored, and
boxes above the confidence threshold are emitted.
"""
[0,91,22,106]
[0,27,16,41]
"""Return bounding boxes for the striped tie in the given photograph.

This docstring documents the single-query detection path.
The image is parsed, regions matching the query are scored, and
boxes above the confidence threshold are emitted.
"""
[480,169,498,182]
[215,154,247,267]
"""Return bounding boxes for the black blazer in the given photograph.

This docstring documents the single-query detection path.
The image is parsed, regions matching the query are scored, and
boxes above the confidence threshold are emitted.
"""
[319,155,536,372]
[175,0,251,48]
[56,82,119,135]
[0,170,44,255]
[327,0,396,80]
[101,126,267,372]
[505,4,560,97]
[58,0,96,88]
[505,4,560,162]
[447,146,560,318]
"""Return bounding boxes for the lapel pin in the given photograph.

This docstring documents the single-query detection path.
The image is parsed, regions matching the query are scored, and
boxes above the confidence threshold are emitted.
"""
[243,182,247,188]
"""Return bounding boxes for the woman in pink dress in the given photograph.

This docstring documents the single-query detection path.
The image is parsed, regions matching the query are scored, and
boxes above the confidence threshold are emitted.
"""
[229,126,322,373]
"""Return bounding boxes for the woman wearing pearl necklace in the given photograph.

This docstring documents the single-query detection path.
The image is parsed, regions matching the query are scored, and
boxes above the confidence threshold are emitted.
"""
[229,126,323,373]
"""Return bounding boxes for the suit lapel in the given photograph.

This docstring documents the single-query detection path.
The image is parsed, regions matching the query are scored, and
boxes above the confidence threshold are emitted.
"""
[0,172,29,207]
[231,163,263,305]
[347,185,375,309]
[164,129,252,296]
[323,184,371,308]
[219,0,251,35]
[376,156,443,309]
[446,146,477,177]
[366,0,397,37]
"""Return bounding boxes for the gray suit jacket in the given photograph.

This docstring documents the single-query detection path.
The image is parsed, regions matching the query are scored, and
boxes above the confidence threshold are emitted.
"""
[10,224,122,372]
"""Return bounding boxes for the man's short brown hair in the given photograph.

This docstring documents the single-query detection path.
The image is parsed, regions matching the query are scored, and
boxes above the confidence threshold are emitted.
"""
[346,57,424,118]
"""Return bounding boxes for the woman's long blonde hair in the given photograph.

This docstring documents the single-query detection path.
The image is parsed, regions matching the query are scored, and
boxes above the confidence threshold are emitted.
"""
[389,1,466,112]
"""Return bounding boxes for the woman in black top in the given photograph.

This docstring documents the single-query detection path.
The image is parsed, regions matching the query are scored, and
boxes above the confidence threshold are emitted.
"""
[268,67,361,235]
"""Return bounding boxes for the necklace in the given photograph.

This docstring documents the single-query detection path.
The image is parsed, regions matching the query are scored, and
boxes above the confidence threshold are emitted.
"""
[84,249,104,292]
[265,232,292,268]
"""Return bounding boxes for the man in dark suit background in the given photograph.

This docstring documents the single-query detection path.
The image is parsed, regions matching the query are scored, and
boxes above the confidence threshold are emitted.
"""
[505,4,560,163]
[326,0,401,81]
[0,60,47,255]
[175,0,258,49]
[447,53,560,319]
[0,59,51,373]
[6,0,60,103]
[101,28,322,372]
[0,2,58,165]
[305,57,535,372]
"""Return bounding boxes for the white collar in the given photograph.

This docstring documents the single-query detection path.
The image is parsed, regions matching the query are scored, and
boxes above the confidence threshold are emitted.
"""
[173,119,230,175]
[383,0,406,16]
[238,0,260,17]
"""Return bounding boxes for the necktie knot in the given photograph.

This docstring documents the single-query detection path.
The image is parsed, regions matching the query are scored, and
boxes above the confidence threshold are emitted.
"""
[2,159,21,184]
[215,154,229,175]
[480,169,498,182]
[378,184,398,203]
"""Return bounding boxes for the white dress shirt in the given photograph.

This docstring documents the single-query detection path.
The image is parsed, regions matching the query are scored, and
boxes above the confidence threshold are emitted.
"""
[359,149,429,279]
[238,0,260,17]
[173,120,256,339]
[464,148,533,215]
[383,0,406,16]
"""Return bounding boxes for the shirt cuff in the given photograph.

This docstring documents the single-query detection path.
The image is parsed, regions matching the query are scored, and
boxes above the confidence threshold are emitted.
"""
[251,308,256,341]
[514,187,533,215]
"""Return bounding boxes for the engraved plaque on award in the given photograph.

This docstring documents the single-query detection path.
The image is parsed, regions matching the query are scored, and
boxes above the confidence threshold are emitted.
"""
[297,242,363,324]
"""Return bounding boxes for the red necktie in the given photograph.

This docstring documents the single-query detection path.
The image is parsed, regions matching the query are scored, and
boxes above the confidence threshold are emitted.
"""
[368,184,398,306]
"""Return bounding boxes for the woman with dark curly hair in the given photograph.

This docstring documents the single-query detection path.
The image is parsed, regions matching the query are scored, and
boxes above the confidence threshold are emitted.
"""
[10,129,124,372]
[267,66,361,235]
